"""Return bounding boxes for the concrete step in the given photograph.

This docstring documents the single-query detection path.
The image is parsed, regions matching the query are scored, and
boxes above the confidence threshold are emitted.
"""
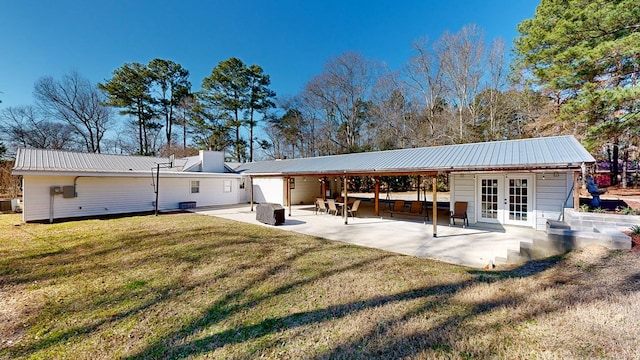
[506,249,525,264]
[533,237,573,255]
[494,256,508,266]
[520,241,549,260]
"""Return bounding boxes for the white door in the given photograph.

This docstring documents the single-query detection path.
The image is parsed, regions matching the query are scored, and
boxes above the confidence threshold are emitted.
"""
[478,177,501,223]
[504,176,533,226]
[477,174,534,227]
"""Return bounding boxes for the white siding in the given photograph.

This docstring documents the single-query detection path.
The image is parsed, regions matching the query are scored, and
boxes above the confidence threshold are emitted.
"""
[159,177,240,208]
[450,173,476,224]
[22,174,243,222]
[252,178,284,204]
[452,171,573,230]
[534,172,571,230]
[237,176,250,203]
[290,176,322,205]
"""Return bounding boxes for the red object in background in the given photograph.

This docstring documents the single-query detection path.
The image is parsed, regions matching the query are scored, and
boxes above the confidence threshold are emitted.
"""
[595,174,610,187]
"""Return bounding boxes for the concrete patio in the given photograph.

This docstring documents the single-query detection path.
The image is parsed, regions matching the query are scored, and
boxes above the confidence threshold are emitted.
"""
[190,201,545,269]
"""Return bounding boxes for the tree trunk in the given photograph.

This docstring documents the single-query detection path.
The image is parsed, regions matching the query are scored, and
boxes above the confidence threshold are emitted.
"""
[137,100,144,155]
[622,148,628,189]
[249,109,254,162]
[234,108,241,162]
[613,140,619,185]
[183,119,187,150]
[166,106,173,153]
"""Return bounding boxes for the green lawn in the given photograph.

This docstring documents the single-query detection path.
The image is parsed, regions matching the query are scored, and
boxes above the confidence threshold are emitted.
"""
[1,212,639,359]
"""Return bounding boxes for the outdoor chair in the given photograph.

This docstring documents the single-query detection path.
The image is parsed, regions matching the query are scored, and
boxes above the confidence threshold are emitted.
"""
[409,201,423,214]
[316,198,327,215]
[450,201,468,228]
[391,200,405,213]
[347,199,361,217]
[327,199,340,216]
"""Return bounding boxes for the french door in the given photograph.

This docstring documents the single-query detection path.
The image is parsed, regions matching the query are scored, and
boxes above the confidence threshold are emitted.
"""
[478,174,533,226]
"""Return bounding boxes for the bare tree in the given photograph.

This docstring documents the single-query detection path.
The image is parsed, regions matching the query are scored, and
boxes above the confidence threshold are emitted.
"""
[437,25,485,142]
[0,106,78,151]
[368,72,413,149]
[303,52,380,154]
[483,38,508,139]
[403,37,450,145]
[33,71,111,153]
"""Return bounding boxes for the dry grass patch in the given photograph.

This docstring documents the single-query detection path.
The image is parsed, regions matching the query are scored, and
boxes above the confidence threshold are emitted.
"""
[1,213,639,359]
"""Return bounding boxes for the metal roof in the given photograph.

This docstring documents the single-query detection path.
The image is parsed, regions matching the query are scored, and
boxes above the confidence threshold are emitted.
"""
[236,136,595,175]
[12,148,187,175]
[12,148,243,178]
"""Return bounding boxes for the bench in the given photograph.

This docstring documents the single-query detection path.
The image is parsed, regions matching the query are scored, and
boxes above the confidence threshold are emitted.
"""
[385,200,430,224]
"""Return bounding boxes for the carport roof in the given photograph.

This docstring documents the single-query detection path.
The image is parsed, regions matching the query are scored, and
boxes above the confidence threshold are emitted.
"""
[236,135,595,176]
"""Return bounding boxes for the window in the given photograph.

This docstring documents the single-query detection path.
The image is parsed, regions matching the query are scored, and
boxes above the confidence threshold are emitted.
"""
[190,180,200,194]
[223,180,232,193]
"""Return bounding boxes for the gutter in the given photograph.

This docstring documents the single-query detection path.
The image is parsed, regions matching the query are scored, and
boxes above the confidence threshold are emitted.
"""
[240,163,591,177]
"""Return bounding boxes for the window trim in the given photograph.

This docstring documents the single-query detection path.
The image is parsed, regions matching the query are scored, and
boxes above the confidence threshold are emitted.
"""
[190,180,200,194]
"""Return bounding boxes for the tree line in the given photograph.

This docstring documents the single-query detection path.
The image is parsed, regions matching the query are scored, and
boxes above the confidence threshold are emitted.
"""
[1,0,638,187]
[0,57,275,162]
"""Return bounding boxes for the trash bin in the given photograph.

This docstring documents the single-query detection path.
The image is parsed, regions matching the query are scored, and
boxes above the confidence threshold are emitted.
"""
[256,203,285,225]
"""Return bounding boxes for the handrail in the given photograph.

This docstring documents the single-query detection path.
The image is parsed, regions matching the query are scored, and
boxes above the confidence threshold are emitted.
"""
[559,182,576,221]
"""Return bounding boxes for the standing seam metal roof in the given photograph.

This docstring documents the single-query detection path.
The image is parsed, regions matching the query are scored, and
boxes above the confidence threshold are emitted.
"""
[236,136,595,175]
[12,148,181,173]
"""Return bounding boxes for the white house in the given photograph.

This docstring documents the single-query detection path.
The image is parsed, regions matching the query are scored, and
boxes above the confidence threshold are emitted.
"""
[14,136,595,231]
[12,149,250,222]
[237,136,595,231]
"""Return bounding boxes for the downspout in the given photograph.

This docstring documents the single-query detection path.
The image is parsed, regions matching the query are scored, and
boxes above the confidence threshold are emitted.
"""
[73,176,84,197]
[250,176,254,212]
[49,192,54,224]
[155,163,160,216]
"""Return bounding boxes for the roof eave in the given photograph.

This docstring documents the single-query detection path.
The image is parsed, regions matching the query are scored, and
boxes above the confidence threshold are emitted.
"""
[12,170,243,178]
[239,162,589,177]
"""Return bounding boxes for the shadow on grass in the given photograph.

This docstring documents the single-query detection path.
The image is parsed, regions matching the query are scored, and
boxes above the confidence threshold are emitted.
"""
[123,245,393,359]
[124,280,473,359]
[2,222,262,286]
[8,213,634,359]
[124,255,560,359]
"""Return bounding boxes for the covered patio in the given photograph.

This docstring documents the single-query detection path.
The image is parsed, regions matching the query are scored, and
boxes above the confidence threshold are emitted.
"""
[191,202,544,268]
[239,136,595,233]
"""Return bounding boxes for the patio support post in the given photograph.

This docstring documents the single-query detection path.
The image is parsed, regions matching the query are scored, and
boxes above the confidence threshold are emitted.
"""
[573,171,580,210]
[432,176,438,237]
[286,177,292,217]
[374,177,380,216]
[417,175,421,201]
[321,178,327,200]
[250,176,254,212]
[344,176,348,225]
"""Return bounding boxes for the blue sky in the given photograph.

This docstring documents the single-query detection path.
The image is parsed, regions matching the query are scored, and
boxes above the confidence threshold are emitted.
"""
[0,0,539,111]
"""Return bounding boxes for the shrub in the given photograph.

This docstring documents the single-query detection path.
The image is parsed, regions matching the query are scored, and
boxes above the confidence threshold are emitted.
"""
[579,204,590,212]
[619,206,636,215]
[630,225,640,235]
